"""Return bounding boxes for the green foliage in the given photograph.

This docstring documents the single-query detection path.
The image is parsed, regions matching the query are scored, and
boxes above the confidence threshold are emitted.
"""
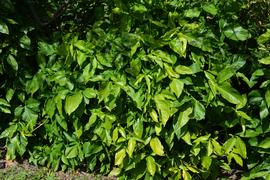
[1,0,270,179]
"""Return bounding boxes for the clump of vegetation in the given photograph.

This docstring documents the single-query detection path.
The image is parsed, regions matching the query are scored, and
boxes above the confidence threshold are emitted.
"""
[1,0,270,179]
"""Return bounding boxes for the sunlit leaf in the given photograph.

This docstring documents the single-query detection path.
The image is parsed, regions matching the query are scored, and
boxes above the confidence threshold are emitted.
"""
[115,149,126,166]
[150,137,164,156]
[146,156,156,176]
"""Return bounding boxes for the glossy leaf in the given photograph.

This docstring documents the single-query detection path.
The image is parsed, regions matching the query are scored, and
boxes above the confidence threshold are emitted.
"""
[217,83,243,104]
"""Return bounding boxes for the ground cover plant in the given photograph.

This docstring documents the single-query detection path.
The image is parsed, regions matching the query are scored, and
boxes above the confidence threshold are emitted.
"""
[0,0,270,179]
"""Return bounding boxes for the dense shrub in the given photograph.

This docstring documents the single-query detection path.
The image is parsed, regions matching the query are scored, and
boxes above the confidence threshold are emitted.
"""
[1,0,270,179]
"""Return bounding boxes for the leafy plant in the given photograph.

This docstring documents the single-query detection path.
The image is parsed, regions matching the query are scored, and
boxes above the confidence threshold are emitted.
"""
[1,0,270,179]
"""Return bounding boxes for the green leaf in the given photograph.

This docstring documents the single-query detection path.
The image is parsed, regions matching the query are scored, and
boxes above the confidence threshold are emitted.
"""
[77,51,87,66]
[26,76,40,95]
[0,21,9,34]
[232,153,243,166]
[170,79,184,98]
[150,137,164,156]
[201,156,212,170]
[20,35,31,49]
[217,67,235,83]
[152,50,176,64]
[7,54,18,71]
[45,99,55,119]
[115,149,126,166]
[211,139,223,156]
[38,42,57,56]
[224,26,251,41]
[258,137,270,149]
[83,88,97,99]
[132,4,147,13]
[260,101,269,119]
[85,113,97,130]
[217,82,243,104]
[258,56,270,65]
[257,29,270,44]
[177,107,193,129]
[181,131,192,145]
[0,98,10,107]
[149,109,158,123]
[6,89,14,102]
[202,4,218,15]
[235,137,247,159]
[224,137,236,154]
[133,118,143,138]
[65,92,83,115]
[193,100,205,120]
[0,106,11,114]
[236,111,252,122]
[184,8,201,18]
[56,114,67,131]
[265,90,270,108]
[175,65,193,75]
[65,146,78,159]
[154,95,171,126]
[22,107,38,123]
[169,37,187,57]
[127,139,136,157]
[182,170,192,180]
[146,156,156,176]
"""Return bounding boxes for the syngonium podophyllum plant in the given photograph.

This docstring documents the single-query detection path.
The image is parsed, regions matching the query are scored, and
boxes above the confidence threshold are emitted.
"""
[1,0,270,179]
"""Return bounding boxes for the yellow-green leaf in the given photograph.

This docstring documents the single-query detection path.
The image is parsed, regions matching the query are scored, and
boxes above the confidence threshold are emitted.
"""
[232,153,243,166]
[201,156,212,170]
[265,89,270,108]
[178,107,193,129]
[146,156,156,176]
[259,56,270,65]
[150,137,164,156]
[115,149,126,166]
[150,109,159,122]
[175,65,193,75]
[170,79,184,98]
[127,139,136,157]
[258,137,270,149]
[235,137,247,159]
